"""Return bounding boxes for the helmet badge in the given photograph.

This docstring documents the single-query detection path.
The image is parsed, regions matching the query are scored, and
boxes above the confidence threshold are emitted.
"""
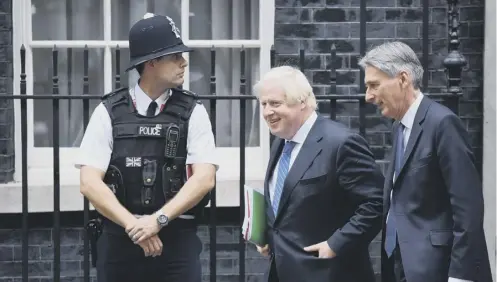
[166,16,181,38]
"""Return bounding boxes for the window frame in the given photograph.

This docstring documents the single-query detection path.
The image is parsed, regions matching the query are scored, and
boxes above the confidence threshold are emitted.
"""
[9,0,275,208]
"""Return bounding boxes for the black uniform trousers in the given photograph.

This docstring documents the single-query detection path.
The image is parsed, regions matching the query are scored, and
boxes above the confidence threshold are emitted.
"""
[96,218,202,282]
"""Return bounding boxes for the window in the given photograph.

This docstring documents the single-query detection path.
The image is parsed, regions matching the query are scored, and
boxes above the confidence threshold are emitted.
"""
[11,0,275,201]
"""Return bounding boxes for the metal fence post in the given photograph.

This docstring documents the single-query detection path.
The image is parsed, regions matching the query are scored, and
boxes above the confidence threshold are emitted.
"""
[444,0,467,115]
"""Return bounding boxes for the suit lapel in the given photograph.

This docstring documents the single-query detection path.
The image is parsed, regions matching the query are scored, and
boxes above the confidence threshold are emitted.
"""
[275,117,324,221]
[265,138,283,223]
[395,96,431,184]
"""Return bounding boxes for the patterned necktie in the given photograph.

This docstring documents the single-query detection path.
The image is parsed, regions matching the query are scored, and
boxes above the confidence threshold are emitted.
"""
[272,141,296,214]
[147,101,158,117]
[384,123,405,257]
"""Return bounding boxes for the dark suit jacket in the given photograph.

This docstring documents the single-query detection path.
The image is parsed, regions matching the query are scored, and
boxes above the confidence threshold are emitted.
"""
[381,96,492,282]
[264,115,384,282]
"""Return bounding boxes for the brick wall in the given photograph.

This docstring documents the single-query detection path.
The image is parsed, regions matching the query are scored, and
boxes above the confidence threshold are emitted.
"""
[0,224,268,282]
[273,0,484,279]
[0,0,13,184]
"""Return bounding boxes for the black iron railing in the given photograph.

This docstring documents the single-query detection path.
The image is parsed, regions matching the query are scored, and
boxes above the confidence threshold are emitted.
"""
[0,0,467,281]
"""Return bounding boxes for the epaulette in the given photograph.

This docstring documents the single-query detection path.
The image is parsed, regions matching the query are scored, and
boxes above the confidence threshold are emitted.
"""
[101,87,128,101]
[173,87,202,104]
[173,87,198,98]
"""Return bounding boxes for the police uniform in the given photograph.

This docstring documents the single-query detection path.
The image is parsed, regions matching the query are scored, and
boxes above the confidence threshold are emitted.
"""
[76,14,218,282]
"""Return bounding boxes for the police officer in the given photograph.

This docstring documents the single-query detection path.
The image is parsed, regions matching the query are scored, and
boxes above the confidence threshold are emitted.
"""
[76,13,218,282]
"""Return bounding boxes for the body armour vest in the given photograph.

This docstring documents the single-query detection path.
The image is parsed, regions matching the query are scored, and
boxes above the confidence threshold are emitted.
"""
[101,87,210,216]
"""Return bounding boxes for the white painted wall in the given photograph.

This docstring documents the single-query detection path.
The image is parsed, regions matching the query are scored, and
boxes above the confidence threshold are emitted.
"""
[483,0,496,279]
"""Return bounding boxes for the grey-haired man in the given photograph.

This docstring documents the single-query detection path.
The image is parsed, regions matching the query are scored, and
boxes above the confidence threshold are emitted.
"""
[360,41,492,282]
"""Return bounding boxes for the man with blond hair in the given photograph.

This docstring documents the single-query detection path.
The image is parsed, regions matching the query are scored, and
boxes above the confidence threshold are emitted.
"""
[254,65,384,282]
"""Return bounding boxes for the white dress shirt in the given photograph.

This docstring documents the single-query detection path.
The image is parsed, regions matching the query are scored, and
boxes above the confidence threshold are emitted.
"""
[269,111,318,202]
[391,92,470,282]
[398,92,423,156]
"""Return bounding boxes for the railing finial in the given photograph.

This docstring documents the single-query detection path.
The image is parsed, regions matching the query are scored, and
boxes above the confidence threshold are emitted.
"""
[443,0,467,97]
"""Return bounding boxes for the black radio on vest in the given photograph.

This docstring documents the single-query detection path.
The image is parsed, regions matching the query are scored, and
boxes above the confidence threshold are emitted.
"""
[100,87,210,217]
[165,125,179,158]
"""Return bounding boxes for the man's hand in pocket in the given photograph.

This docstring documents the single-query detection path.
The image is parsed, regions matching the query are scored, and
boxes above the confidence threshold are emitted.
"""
[303,241,336,258]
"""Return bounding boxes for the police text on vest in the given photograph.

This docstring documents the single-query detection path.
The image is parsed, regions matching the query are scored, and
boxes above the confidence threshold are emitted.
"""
[139,124,162,136]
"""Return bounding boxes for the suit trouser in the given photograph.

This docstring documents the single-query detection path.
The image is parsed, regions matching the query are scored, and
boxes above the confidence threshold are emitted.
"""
[95,219,202,282]
[268,257,279,282]
[391,246,407,282]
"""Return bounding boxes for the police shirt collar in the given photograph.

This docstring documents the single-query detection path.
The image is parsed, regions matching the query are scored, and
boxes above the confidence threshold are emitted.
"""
[133,83,170,109]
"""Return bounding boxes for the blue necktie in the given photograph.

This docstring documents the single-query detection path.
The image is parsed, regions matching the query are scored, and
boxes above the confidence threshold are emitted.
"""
[384,123,405,257]
[272,141,296,214]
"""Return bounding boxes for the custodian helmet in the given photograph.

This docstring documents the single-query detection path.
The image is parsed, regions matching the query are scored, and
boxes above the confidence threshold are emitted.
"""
[126,13,192,72]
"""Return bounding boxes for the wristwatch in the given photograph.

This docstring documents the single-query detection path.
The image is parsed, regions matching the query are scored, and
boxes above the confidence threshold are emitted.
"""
[155,210,169,228]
